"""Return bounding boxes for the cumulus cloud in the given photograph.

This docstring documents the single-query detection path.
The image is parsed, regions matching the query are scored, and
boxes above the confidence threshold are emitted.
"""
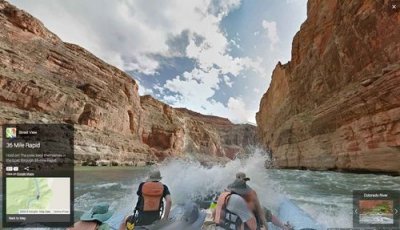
[10,0,278,123]
[227,97,252,123]
[160,68,253,123]
[164,68,221,106]
[262,20,280,50]
[224,75,233,87]
[136,79,153,96]
[10,0,252,76]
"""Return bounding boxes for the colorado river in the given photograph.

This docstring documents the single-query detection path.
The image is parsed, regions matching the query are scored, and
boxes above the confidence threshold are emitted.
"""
[0,153,399,229]
[73,153,400,229]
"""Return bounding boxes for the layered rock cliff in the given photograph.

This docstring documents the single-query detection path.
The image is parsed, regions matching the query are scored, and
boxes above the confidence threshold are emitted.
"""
[256,0,400,174]
[0,0,255,166]
[140,96,256,162]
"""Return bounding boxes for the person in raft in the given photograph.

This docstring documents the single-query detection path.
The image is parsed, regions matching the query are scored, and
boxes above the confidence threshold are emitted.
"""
[235,172,291,230]
[214,178,259,230]
[68,202,113,230]
[121,170,172,230]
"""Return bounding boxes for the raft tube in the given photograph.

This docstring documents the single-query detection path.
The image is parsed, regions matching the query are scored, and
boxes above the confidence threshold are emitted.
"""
[268,198,325,230]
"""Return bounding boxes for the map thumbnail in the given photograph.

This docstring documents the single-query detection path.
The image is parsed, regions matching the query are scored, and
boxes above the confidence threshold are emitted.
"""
[6,177,70,214]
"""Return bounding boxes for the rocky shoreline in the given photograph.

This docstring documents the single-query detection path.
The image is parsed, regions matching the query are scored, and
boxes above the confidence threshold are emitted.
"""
[77,159,153,167]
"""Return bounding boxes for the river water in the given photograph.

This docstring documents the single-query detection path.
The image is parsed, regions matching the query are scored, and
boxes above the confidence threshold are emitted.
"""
[1,152,399,229]
[74,152,400,229]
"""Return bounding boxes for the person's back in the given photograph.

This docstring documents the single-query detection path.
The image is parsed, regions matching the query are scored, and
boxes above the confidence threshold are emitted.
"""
[214,180,257,230]
[134,180,171,225]
[69,203,113,230]
[121,170,172,230]
[217,193,255,230]
[235,172,289,230]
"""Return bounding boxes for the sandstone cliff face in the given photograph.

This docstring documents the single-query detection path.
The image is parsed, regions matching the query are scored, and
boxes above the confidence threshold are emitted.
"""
[0,1,255,165]
[256,0,400,174]
[140,96,256,162]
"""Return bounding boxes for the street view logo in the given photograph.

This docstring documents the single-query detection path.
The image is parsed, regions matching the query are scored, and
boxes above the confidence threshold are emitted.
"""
[5,127,17,139]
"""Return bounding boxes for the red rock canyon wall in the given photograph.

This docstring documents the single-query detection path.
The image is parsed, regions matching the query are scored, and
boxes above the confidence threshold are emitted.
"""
[256,0,400,174]
[0,0,256,166]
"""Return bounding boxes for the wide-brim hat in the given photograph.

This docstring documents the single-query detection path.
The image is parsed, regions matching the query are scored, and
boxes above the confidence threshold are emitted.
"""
[80,202,113,223]
[236,172,250,181]
[227,179,252,196]
[147,170,162,181]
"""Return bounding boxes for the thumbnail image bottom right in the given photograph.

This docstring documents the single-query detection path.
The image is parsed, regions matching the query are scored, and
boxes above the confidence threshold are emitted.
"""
[359,200,394,225]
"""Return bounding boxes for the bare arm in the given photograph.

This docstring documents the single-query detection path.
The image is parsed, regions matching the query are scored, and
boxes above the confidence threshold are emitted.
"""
[271,215,289,230]
[254,194,268,229]
[163,195,172,219]
[244,217,258,230]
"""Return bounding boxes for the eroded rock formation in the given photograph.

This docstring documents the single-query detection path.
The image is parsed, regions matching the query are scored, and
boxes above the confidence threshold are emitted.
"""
[256,0,400,174]
[0,0,255,166]
[140,96,256,162]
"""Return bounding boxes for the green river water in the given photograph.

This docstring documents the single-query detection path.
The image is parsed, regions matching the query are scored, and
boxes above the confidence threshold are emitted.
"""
[1,154,399,229]
[73,154,400,228]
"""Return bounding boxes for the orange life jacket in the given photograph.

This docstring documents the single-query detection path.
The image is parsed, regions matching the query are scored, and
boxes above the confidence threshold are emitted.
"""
[214,192,244,230]
[141,182,164,212]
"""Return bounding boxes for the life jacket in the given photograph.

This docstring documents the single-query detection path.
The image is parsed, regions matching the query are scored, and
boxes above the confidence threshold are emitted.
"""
[140,182,164,212]
[214,192,244,230]
[128,182,165,229]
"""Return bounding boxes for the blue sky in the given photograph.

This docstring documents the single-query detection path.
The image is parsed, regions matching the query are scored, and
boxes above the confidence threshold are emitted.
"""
[11,0,307,123]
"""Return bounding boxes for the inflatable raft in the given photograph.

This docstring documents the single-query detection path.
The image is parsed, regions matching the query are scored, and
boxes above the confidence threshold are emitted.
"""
[107,198,324,230]
[268,198,325,230]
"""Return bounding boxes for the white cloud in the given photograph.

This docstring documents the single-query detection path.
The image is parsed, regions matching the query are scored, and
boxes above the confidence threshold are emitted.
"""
[136,80,153,96]
[227,97,249,123]
[124,55,161,75]
[9,0,294,123]
[10,0,247,75]
[10,0,264,123]
[262,20,280,50]
[184,24,257,76]
[224,75,233,87]
[161,60,266,123]
[165,68,221,105]
[162,68,253,123]
[230,39,241,49]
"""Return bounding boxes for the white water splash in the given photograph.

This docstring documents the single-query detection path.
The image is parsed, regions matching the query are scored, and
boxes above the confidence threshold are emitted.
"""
[79,148,400,229]
[7,149,400,230]
[158,148,284,211]
[156,150,354,229]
